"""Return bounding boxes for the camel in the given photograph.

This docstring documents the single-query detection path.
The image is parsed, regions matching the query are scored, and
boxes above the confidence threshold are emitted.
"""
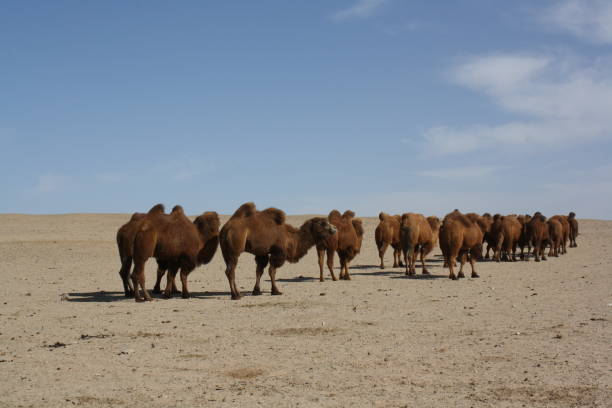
[399,213,439,276]
[526,212,550,262]
[374,213,403,269]
[495,215,522,262]
[550,215,570,255]
[517,214,532,260]
[130,206,220,302]
[116,203,167,297]
[316,210,364,281]
[439,210,483,280]
[568,212,579,247]
[219,203,337,300]
[547,217,563,257]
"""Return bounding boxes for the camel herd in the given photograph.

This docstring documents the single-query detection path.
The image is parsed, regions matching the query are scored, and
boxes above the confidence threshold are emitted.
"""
[116,203,579,302]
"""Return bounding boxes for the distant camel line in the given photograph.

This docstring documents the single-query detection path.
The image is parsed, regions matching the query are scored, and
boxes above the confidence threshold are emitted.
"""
[116,203,579,302]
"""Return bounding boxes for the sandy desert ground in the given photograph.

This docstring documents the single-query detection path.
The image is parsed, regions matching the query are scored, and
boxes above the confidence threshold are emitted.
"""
[0,213,610,407]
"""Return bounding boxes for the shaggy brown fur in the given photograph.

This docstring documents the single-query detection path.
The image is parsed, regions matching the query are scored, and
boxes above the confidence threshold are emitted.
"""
[547,218,564,257]
[498,216,522,261]
[219,203,337,300]
[550,215,570,255]
[316,210,364,281]
[439,210,483,280]
[374,213,403,269]
[568,212,579,247]
[399,213,439,276]
[517,214,532,260]
[130,206,220,302]
[526,212,550,262]
[116,204,167,297]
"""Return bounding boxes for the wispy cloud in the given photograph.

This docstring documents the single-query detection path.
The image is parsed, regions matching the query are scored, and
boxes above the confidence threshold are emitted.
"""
[34,173,72,193]
[330,0,387,22]
[414,166,500,179]
[540,0,612,44]
[420,52,612,154]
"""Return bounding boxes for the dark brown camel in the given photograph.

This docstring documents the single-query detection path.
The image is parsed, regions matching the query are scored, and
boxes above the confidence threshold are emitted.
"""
[526,212,550,262]
[550,215,569,255]
[374,213,404,269]
[517,214,532,260]
[116,203,167,297]
[399,213,438,276]
[547,217,563,257]
[489,215,522,262]
[219,203,336,300]
[130,206,220,302]
[439,210,483,280]
[316,210,364,281]
[568,212,579,247]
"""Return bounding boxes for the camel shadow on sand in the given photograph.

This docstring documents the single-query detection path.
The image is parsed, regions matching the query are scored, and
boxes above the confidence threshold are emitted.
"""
[66,290,233,302]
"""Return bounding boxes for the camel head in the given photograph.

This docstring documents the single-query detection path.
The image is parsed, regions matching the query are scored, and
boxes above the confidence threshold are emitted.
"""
[305,217,337,243]
[194,211,220,265]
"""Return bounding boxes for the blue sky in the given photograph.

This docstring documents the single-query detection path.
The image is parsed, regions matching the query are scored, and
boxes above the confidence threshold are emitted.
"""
[1,0,611,218]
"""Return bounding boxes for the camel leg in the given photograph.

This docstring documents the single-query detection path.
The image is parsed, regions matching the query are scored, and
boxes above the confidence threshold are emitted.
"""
[131,261,151,302]
[326,248,337,281]
[533,240,541,262]
[403,249,410,275]
[457,252,466,278]
[396,248,404,267]
[420,249,429,275]
[379,241,389,269]
[224,262,241,300]
[343,256,352,281]
[180,268,190,299]
[253,255,268,295]
[485,243,491,260]
[268,265,282,295]
[119,257,134,297]
[153,266,165,294]
[410,250,418,276]
[541,242,548,261]
[163,266,179,298]
[448,251,458,280]
[317,248,325,282]
[469,249,479,278]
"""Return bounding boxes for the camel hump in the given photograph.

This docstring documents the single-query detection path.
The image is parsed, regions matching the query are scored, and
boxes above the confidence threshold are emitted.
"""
[262,207,286,225]
[328,210,342,222]
[379,212,389,221]
[342,210,356,219]
[454,213,473,228]
[148,203,165,214]
[171,205,185,215]
[352,219,364,236]
[232,202,256,218]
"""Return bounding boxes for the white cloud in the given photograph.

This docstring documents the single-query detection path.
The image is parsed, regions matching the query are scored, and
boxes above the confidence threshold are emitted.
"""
[541,0,612,44]
[422,52,612,154]
[330,0,387,22]
[414,166,500,179]
[34,173,71,193]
